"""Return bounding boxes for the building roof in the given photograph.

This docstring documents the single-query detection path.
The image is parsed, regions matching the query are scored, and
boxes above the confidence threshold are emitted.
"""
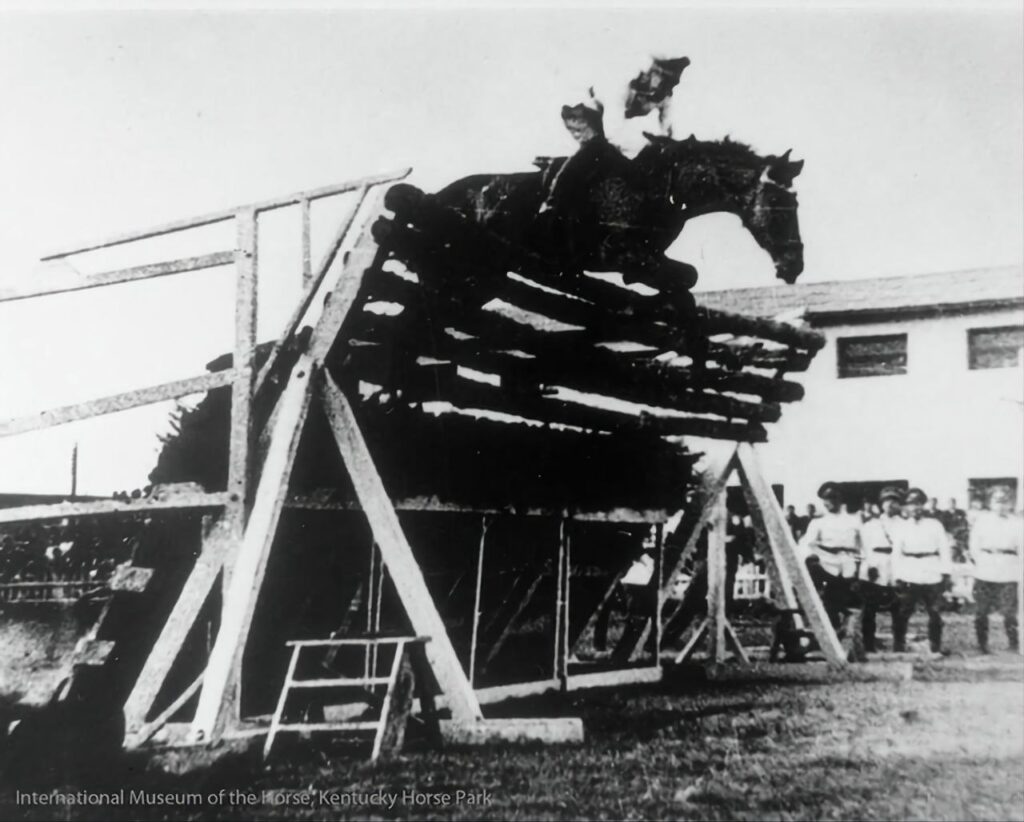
[697,265,1024,324]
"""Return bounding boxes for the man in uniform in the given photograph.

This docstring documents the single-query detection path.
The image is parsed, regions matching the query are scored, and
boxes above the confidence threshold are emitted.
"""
[799,482,863,628]
[892,487,953,653]
[969,486,1022,653]
[859,487,904,652]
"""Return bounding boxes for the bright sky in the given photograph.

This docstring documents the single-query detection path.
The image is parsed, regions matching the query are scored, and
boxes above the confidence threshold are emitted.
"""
[0,2,1021,494]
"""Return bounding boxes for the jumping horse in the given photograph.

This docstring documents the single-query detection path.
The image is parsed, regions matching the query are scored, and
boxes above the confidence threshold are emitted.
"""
[427,132,805,364]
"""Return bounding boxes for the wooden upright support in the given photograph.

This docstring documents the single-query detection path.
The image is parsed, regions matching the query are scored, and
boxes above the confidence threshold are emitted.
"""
[554,516,571,687]
[652,524,664,656]
[468,516,491,687]
[706,491,728,664]
[226,208,258,544]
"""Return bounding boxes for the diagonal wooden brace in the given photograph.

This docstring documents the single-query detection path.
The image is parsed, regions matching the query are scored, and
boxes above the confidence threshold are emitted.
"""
[320,372,482,723]
[735,443,845,664]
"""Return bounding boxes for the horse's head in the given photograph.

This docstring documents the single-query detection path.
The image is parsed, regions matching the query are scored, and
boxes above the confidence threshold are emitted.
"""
[747,149,804,283]
[639,135,806,284]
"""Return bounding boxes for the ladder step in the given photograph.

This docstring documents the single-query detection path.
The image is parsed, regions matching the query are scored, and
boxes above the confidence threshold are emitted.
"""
[108,565,154,593]
[286,635,428,648]
[273,721,380,732]
[287,676,392,688]
[72,638,116,666]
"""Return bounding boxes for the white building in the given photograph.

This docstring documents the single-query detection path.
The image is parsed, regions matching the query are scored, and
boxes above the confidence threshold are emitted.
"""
[700,265,1024,512]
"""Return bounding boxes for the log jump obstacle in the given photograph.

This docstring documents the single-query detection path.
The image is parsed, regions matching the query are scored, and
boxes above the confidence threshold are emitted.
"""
[0,169,841,756]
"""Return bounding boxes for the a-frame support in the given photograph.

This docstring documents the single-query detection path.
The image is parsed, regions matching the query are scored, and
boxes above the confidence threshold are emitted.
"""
[610,441,845,668]
[124,182,485,745]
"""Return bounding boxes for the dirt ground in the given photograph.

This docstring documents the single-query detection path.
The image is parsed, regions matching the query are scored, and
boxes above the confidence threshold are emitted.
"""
[1,613,1022,822]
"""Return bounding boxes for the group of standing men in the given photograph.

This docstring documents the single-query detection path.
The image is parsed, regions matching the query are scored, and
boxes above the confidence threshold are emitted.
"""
[798,482,1021,655]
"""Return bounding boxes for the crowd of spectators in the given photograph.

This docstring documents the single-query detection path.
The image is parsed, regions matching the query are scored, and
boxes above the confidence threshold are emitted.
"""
[0,518,140,588]
[785,496,976,563]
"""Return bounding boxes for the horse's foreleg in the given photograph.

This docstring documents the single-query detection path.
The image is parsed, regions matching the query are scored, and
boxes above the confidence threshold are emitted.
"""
[645,258,707,376]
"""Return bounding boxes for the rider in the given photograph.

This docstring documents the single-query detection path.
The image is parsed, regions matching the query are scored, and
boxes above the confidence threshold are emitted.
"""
[799,482,864,629]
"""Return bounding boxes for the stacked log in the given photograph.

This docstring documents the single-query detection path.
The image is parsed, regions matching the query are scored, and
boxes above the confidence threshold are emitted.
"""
[330,183,823,443]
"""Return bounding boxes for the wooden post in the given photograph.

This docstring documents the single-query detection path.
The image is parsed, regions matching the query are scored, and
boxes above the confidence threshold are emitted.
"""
[706,490,728,664]
[300,197,312,288]
[320,373,482,723]
[553,516,571,687]
[469,516,491,687]
[190,361,314,742]
[365,542,385,683]
[735,443,846,664]
[227,208,258,544]
[70,442,78,498]
[221,208,259,722]
[561,517,571,684]
[653,524,664,658]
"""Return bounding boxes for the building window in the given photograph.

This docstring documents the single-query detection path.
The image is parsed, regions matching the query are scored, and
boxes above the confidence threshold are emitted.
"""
[968,326,1024,370]
[837,334,907,378]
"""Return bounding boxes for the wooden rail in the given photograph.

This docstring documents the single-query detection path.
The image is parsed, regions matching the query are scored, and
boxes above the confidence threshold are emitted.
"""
[42,170,410,260]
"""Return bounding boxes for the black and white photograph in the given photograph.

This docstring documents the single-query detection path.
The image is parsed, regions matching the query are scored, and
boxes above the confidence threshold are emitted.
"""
[0,2,1021,819]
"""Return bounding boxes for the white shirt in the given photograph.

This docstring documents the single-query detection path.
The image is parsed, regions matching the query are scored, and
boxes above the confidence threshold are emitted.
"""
[621,553,654,587]
[969,511,1023,584]
[800,512,863,578]
[860,515,903,586]
[892,516,952,585]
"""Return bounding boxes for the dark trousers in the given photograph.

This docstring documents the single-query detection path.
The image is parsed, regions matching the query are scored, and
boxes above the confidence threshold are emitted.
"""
[861,582,898,652]
[974,580,1020,651]
[805,559,860,629]
[893,582,944,652]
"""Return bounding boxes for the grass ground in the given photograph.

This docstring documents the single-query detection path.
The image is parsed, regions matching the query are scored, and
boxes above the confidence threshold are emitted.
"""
[1,613,1021,821]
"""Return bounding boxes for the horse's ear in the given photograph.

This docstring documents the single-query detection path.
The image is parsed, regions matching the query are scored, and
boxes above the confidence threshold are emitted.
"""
[767,151,804,187]
[642,131,673,147]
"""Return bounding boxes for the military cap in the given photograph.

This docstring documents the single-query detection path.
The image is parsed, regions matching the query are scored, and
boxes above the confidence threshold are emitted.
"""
[904,487,927,505]
[878,486,904,504]
[817,482,841,501]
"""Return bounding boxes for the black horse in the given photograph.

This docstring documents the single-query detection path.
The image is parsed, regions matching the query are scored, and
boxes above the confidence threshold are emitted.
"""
[432,133,805,318]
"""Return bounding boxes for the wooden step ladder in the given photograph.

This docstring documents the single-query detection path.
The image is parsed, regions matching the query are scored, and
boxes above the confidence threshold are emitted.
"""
[263,635,438,761]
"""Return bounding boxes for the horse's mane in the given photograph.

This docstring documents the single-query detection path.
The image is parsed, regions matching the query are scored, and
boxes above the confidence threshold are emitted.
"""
[642,134,765,168]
